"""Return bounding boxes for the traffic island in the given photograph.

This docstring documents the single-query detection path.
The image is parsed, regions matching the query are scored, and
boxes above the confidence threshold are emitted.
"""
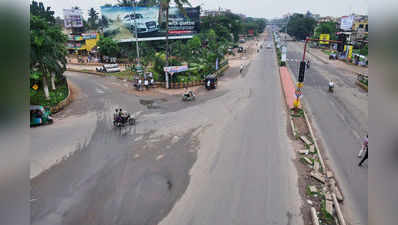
[278,64,347,225]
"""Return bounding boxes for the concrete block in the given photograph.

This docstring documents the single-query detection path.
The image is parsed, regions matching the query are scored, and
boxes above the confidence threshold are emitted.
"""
[297,149,309,154]
[325,192,332,201]
[309,145,315,153]
[300,136,313,145]
[314,161,320,171]
[335,186,344,202]
[309,185,318,193]
[303,157,313,165]
[311,171,325,184]
[311,207,320,225]
[326,200,334,215]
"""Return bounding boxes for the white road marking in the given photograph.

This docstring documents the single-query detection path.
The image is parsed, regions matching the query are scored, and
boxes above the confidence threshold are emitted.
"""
[96,87,104,94]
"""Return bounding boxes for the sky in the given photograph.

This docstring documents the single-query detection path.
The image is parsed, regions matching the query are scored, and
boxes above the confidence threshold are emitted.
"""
[39,0,368,19]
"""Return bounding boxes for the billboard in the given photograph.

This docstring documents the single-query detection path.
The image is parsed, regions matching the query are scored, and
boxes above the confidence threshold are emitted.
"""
[100,6,200,42]
[63,8,83,28]
[340,16,353,31]
[319,34,330,44]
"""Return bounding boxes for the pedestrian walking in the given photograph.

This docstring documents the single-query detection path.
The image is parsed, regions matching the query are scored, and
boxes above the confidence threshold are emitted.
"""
[240,64,244,73]
[358,134,368,157]
[358,148,368,167]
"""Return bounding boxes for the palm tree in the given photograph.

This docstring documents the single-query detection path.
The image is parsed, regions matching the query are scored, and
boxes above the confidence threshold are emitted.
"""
[159,0,191,88]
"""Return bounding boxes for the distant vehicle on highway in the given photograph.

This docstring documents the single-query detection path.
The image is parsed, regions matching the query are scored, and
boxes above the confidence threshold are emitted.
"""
[96,64,121,73]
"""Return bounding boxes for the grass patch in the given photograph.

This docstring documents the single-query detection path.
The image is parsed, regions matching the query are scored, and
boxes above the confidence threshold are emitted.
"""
[30,82,69,107]
[290,108,304,117]
[320,199,336,225]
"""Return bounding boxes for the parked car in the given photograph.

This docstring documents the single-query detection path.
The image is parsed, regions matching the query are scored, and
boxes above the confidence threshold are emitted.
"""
[30,105,53,126]
[239,39,246,43]
[123,13,158,34]
[96,64,121,73]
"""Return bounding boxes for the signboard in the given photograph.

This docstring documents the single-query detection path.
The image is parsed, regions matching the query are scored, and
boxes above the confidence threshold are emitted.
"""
[63,8,83,28]
[319,34,330,44]
[281,53,286,62]
[164,65,188,74]
[100,6,200,42]
[340,16,354,31]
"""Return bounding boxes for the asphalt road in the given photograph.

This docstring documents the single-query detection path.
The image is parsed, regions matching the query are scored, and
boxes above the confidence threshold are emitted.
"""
[31,31,302,225]
[286,41,368,225]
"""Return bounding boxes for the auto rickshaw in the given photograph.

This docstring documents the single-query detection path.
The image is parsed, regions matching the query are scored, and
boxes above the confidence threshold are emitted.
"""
[205,75,217,90]
[30,105,53,127]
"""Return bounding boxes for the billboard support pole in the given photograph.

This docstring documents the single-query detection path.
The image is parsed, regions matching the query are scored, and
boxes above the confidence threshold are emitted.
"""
[130,0,140,70]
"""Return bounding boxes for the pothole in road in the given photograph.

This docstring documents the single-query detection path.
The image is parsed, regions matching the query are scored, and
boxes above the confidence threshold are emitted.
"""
[135,174,172,200]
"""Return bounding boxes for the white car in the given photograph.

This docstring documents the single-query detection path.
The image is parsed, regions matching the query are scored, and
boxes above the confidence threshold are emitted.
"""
[266,43,272,49]
[123,13,158,34]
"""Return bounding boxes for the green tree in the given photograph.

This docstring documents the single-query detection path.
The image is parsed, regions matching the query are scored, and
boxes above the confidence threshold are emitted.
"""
[88,8,99,30]
[31,15,67,99]
[314,22,337,40]
[286,13,316,40]
[97,37,120,57]
[138,0,159,6]
[159,0,191,88]
[30,1,56,25]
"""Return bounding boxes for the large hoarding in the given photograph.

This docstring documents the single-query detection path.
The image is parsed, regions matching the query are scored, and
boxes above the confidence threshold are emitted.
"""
[63,8,83,28]
[340,15,354,31]
[100,6,200,42]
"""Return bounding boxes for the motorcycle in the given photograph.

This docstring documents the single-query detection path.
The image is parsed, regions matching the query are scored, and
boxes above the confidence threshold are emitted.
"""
[182,92,196,101]
[328,83,334,93]
[113,113,136,127]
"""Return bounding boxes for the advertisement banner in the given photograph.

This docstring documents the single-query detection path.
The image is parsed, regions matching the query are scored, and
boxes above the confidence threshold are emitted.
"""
[164,65,188,73]
[340,16,353,31]
[319,34,330,44]
[63,8,83,28]
[100,6,200,42]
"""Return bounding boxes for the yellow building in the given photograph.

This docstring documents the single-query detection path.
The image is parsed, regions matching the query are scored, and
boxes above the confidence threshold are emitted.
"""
[66,32,100,54]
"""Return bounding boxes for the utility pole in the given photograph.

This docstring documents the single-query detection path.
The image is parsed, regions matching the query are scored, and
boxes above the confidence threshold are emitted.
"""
[294,38,342,109]
[129,0,141,72]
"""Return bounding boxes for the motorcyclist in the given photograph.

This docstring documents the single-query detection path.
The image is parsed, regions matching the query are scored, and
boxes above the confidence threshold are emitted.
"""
[329,80,334,92]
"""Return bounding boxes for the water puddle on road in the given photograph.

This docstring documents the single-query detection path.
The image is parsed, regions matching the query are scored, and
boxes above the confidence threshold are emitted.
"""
[139,99,168,109]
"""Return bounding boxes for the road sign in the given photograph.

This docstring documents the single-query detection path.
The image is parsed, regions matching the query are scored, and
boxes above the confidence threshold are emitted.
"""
[297,82,304,88]
[295,88,302,97]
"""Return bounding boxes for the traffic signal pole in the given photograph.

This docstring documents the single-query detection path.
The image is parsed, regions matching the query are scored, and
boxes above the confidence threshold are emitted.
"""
[294,38,342,109]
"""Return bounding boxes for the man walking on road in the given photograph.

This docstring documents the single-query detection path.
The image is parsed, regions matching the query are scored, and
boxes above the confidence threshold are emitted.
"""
[358,135,368,167]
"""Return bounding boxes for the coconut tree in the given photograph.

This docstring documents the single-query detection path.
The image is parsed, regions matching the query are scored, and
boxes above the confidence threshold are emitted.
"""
[159,0,191,88]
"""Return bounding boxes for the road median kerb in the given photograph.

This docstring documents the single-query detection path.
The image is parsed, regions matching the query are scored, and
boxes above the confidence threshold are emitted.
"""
[276,40,348,225]
[50,79,72,114]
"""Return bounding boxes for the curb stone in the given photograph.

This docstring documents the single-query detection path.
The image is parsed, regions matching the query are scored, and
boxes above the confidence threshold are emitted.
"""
[50,79,72,114]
